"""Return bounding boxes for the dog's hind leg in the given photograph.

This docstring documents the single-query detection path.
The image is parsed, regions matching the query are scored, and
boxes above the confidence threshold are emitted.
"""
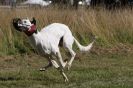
[66,46,76,70]
[63,35,76,70]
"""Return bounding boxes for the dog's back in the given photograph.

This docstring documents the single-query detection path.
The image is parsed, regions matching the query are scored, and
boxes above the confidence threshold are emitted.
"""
[40,23,71,37]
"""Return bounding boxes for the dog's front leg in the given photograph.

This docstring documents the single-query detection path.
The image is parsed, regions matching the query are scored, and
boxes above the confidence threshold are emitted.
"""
[48,57,69,82]
[40,56,52,71]
[40,63,52,71]
[56,51,67,68]
[51,60,69,82]
[58,68,69,82]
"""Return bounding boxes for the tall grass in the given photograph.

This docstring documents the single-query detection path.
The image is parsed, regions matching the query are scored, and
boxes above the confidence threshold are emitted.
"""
[0,8,133,55]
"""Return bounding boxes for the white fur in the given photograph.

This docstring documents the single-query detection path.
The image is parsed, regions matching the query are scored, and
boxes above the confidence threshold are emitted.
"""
[29,23,94,68]
[18,19,95,82]
[29,23,95,82]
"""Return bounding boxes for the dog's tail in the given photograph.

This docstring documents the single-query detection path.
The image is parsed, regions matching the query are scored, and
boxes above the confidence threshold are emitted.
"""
[74,36,97,52]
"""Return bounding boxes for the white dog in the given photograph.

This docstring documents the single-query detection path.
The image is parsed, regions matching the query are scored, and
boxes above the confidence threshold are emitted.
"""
[13,18,96,82]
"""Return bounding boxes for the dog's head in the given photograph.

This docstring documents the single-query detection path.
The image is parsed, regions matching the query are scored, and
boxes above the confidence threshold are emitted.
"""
[12,17,36,32]
[12,17,37,36]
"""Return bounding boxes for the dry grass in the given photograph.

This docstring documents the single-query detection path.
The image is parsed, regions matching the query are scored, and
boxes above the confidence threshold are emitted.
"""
[0,8,133,55]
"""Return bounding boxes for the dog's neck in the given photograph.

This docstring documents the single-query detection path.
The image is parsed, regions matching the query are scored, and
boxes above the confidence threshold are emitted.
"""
[28,31,41,49]
[24,24,37,36]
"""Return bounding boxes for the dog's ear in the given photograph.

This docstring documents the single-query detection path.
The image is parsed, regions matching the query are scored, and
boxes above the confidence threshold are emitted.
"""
[12,18,22,32]
[31,17,36,25]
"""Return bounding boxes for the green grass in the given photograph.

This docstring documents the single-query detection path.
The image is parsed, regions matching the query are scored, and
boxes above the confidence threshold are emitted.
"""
[0,52,133,88]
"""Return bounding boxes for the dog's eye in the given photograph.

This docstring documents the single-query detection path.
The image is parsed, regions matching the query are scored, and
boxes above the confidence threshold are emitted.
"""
[24,21,27,23]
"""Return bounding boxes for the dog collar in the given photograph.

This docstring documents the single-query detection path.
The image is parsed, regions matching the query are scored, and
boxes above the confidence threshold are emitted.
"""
[24,25,37,36]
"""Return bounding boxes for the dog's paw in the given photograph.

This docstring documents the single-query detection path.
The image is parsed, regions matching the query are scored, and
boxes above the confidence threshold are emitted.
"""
[67,64,71,71]
[64,78,69,82]
[39,68,46,71]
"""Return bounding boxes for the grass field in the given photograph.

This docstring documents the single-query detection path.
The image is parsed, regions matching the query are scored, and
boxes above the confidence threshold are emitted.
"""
[0,50,133,88]
[0,7,133,88]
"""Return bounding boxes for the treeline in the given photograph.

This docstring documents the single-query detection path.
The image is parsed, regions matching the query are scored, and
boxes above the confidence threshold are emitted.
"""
[0,0,133,9]
[53,0,133,9]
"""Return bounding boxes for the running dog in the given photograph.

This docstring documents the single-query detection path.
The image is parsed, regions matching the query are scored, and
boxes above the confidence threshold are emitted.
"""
[12,17,96,82]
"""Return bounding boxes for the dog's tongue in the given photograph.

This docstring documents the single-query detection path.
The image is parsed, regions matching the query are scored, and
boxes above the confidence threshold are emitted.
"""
[24,25,36,36]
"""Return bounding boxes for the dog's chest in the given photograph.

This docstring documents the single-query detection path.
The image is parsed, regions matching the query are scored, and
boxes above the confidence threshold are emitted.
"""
[36,39,51,55]
[30,34,51,55]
